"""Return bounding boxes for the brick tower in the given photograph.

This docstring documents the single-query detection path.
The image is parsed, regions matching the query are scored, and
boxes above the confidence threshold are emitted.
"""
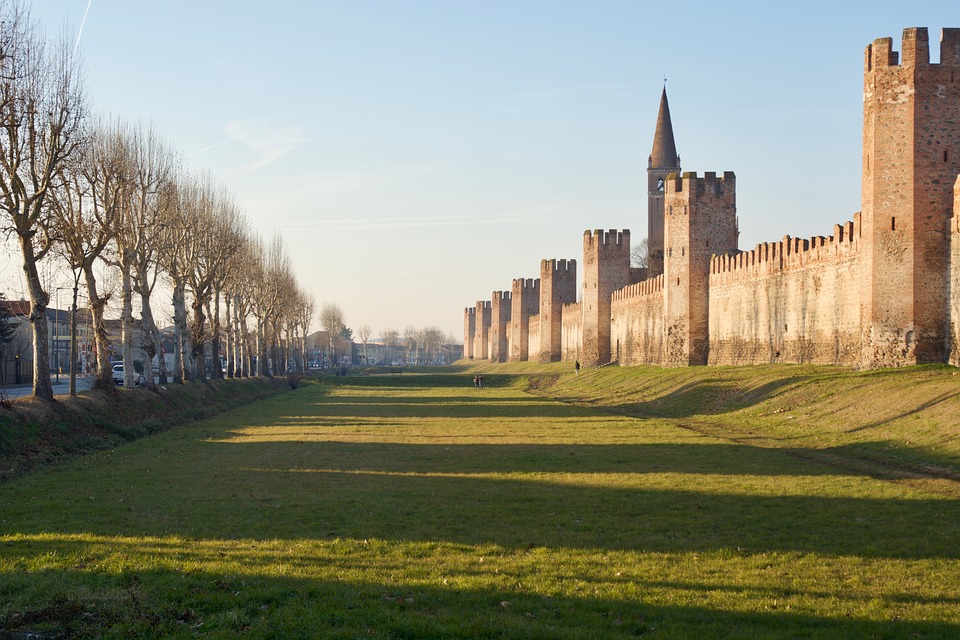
[463,307,476,359]
[582,230,631,367]
[538,258,577,362]
[861,28,960,366]
[474,300,491,360]
[663,172,738,366]
[489,291,512,363]
[648,87,681,278]
[509,278,540,361]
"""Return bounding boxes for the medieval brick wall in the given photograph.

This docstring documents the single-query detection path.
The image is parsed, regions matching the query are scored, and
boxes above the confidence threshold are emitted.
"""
[461,27,960,372]
[709,221,862,365]
[610,277,665,365]
[528,314,541,358]
[561,301,583,362]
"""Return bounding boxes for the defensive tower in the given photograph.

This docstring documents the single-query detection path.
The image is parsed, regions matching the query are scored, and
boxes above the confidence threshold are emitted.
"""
[648,87,681,278]
[509,278,540,361]
[463,307,476,359]
[663,172,738,366]
[582,230,631,367]
[489,291,512,363]
[474,300,491,360]
[538,258,577,362]
[861,27,960,366]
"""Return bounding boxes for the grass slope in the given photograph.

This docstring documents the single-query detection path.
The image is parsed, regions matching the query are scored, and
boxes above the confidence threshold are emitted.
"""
[1,365,959,638]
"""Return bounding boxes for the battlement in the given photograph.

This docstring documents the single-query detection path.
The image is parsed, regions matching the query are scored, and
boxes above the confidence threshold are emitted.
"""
[477,300,492,310]
[710,214,861,279]
[464,306,476,316]
[541,258,576,274]
[866,28,960,71]
[611,275,664,302]
[493,290,512,303]
[665,171,735,197]
[512,277,540,292]
[584,229,630,249]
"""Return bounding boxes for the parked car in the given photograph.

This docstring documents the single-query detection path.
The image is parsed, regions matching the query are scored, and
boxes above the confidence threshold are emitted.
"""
[112,363,143,386]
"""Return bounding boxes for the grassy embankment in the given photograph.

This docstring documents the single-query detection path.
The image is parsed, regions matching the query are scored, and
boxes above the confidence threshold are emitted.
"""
[1,363,959,638]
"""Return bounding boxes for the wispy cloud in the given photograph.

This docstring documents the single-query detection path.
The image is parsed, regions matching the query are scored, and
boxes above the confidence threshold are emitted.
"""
[292,205,580,233]
[223,119,309,171]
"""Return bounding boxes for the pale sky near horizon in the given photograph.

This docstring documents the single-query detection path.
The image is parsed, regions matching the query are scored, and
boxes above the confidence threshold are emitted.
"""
[5,1,959,339]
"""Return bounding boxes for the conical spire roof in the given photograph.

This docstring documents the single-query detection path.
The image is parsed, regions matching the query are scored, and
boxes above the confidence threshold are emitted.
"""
[649,87,679,169]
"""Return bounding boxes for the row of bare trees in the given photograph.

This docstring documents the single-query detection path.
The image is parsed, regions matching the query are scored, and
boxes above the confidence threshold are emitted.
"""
[0,2,314,399]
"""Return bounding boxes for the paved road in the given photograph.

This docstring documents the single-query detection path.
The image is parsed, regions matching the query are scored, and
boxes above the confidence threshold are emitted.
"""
[1,376,95,399]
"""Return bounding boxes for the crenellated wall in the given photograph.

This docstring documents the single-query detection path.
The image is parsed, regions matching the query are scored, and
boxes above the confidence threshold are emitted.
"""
[709,218,862,365]
[561,301,583,362]
[611,276,665,365]
[460,27,960,372]
[528,314,541,359]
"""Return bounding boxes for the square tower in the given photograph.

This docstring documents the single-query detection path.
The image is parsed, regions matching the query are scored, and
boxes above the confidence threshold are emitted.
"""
[538,258,577,362]
[509,278,540,362]
[463,307,476,359]
[474,301,491,360]
[582,229,631,367]
[663,172,738,366]
[489,291,512,363]
[861,28,960,365]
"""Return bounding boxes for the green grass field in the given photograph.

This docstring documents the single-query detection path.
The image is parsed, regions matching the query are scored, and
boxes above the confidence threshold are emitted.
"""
[1,364,959,638]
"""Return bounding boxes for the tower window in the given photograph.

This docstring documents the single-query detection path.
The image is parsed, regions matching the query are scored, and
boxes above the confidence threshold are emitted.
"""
[945,150,950,163]
[891,217,896,231]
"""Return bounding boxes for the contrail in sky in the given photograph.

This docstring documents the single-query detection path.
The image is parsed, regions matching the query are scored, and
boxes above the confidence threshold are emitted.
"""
[189,138,235,156]
[73,0,94,59]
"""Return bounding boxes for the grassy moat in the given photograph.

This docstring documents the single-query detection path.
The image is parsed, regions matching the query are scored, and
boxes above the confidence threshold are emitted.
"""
[1,363,959,638]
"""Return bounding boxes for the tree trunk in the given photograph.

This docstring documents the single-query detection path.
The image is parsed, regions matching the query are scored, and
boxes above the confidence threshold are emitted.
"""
[225,294,234,378]
[192,297,207,382]
[83,263,114,391]
[172,278,188,383]
[20,235,54,400]
[120,259,136,388]
[210,292,223,379]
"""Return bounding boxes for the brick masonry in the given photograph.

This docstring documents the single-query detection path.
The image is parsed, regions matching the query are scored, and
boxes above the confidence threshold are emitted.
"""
[464,27,960,371]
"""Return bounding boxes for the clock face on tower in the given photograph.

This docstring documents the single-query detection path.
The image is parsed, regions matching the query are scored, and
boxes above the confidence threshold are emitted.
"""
[657,178,664,192]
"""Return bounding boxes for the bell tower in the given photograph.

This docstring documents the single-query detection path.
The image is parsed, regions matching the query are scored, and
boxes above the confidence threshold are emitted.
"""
[647,86,681,278]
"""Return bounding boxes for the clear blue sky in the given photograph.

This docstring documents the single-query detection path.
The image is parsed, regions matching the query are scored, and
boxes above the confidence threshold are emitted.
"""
[17,1,960,339]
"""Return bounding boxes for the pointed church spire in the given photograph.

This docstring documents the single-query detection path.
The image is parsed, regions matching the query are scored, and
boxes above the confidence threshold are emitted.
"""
[649,86,679,169]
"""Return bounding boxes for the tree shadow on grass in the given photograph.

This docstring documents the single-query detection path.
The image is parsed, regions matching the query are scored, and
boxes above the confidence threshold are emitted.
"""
[2,556,959,639]
[5,438,958,559]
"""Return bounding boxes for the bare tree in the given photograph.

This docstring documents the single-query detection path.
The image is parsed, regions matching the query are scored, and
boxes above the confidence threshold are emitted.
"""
[381,328,399,365]
[357,324,372,365]
[126,123,177,389]
[0,2,87,399]
[293,291,314,373]
[54,118,123,391]
[319,303,346,365]
[631,237,649,269]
